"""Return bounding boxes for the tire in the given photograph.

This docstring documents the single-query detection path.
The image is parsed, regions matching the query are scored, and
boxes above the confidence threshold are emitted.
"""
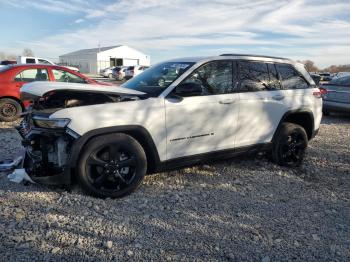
[108,73,113,79]
[77,133,147,198]
[272,122,308,167]
[0,98,22,122]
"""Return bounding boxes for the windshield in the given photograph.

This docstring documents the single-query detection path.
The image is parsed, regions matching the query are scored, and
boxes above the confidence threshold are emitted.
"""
[122,62,195,96]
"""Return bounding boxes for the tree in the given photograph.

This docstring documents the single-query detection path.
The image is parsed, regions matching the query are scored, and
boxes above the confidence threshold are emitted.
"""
[301,60,319,72]
[22,48,34,57]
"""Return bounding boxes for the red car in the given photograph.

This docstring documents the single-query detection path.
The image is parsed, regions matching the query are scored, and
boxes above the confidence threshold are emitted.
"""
[0,64,109,122]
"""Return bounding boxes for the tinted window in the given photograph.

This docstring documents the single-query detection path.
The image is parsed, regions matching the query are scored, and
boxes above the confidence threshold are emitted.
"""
[238,61,270,91]
[15,68,49,82]
[268,63,282,90]
[26,58,36,64]
[52,69,86,83]
[181,61,233,95]
[276,64,309,89]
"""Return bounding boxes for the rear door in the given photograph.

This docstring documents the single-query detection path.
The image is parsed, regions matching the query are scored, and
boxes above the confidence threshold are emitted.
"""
[235,61,287,147]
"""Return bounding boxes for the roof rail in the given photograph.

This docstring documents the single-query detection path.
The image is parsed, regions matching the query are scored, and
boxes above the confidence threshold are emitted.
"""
[220,54,290,60]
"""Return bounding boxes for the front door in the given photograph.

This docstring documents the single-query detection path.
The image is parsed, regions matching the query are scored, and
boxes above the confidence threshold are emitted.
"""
[165,60,239,160]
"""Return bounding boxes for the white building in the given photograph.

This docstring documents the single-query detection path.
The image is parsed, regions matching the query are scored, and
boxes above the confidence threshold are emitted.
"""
[59,45,150,74]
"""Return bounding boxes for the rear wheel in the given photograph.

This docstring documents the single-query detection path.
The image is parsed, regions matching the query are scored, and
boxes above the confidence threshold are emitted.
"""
[0,98,22,122]
[272,122,308,167]
[77,133,147,198]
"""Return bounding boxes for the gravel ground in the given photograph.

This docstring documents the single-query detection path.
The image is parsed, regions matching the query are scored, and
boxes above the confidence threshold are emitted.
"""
[0,116,349,261]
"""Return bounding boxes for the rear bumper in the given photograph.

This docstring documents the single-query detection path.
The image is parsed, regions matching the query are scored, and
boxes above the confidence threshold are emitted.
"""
[323,100,350,113]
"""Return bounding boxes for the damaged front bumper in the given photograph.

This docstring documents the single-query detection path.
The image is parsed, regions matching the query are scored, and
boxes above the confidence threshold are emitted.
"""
[16,115,79,186]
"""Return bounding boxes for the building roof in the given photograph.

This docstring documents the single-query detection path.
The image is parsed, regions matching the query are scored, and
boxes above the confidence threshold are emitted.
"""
[60,45,122,57]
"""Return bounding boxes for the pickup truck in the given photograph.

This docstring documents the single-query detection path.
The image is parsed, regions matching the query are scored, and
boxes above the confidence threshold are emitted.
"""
[17,56,79,72]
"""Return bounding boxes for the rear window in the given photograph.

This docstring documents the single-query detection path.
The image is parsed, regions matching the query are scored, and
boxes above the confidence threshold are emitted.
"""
[275,64,309,89]
[127,66,134,70]
[26,58,36,64]
[15,68,49,82]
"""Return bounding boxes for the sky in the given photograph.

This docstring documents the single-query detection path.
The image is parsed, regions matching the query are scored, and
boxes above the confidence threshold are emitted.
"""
[0,0,349,68]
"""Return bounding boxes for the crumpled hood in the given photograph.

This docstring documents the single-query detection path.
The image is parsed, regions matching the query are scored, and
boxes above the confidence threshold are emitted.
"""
[20,81,146,99]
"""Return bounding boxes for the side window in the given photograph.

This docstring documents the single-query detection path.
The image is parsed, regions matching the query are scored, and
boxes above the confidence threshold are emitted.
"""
[238,61,270,91]
[276,64,309,89]
[268,63,282,90]
[14,69,49,82]
[26,58,36,64]
[38,59,51,65]
[181,61,233,95]
[52,69,86,83]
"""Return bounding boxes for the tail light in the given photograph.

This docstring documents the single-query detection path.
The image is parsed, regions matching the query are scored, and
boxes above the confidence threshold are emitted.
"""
[313,87,327,98]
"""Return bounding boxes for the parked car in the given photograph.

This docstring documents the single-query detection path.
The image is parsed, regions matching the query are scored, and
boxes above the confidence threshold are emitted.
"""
[18,54,322,198]
[310,73,321,85]
[112,67,127,80]
[333,72,350,79]
[124,65,149,79]
[0,64,110,122]
[320,75,350,115]
[17,56,80,72]
[100,67,118,79]
[319,72,332,82]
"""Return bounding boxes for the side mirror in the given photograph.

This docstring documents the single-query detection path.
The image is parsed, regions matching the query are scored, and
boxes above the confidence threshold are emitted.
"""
[175,82,202,97]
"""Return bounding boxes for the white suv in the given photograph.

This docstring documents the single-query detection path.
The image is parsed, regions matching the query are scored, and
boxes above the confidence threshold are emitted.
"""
[19,54,322,198]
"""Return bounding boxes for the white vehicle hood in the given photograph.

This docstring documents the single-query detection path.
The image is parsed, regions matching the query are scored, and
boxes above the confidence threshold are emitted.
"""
[20,81,145,98]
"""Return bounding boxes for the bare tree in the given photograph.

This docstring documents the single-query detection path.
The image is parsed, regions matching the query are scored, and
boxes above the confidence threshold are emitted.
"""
[22,48,34,57]
[300,60,319,72]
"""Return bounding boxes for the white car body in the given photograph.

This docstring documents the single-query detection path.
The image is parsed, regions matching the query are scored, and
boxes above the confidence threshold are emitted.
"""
[22,55,322,162]
[18,54,322,197]
[17,56,79,72]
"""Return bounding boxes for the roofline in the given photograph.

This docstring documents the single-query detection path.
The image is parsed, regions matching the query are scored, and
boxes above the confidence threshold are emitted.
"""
[220,53,292,61]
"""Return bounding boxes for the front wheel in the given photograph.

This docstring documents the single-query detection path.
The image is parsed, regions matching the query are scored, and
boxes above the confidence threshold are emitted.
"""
[272,122,308,167]
[77,133,147,198]
[0,98,22,122]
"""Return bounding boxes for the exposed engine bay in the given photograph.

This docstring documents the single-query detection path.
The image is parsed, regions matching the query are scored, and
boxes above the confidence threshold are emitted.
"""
[31,90,143,114]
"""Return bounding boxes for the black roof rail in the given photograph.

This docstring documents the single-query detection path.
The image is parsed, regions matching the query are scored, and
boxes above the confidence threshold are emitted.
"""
[220,54,290,60]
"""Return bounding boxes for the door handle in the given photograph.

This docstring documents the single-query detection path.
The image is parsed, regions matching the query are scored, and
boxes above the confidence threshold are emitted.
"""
[219,98,237,104]
[272,95,285,101]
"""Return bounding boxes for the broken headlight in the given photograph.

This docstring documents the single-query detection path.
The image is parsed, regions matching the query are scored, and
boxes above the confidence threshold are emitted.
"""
[33,116,70,129]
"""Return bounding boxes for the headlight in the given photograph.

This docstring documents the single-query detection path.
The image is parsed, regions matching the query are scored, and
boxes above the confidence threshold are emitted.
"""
[33,117,70,129]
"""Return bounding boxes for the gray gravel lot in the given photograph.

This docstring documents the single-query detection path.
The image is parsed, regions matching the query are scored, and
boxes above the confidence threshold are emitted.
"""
[0,115,349,261]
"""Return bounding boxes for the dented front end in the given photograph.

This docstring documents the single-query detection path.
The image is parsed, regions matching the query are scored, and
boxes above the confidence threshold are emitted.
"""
[17,111,78,185]
[17,82,147,185]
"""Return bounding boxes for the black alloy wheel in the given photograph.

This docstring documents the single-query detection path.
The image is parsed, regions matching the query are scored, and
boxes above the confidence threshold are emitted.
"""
[272,122,308,167]
[78,133,147,198]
